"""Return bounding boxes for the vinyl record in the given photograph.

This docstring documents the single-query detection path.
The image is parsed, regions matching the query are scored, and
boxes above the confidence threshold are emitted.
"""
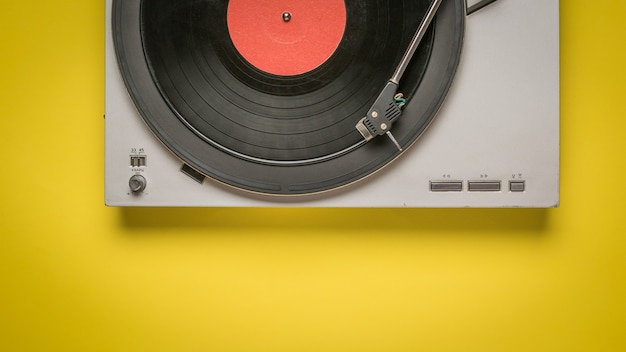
[112,0,465,194]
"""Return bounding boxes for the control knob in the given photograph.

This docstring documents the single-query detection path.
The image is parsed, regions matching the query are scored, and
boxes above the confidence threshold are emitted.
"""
[129,174,147,193]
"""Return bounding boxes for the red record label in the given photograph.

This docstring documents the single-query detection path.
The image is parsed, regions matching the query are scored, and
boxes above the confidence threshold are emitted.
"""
[227,0,346,76]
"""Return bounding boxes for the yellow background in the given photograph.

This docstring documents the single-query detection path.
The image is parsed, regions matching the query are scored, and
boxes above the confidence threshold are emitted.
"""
[1,1,625,351]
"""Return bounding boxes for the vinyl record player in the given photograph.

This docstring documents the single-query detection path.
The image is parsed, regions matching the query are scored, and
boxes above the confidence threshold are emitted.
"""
[105,0,560,207]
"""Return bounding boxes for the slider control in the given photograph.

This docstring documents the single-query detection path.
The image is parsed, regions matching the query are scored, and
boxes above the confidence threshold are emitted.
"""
[468,181,501,192]
[430,181,463,192]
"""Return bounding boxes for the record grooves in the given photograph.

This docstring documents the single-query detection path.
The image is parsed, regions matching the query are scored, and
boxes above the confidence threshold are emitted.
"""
[113,0,465,194]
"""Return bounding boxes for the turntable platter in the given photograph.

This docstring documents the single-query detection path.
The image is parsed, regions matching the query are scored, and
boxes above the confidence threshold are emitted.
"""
[112,0,465,194]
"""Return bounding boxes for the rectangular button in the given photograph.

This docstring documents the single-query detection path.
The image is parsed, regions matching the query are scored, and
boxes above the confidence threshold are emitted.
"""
[509,180,526,192]
[430,181,463,192]
[468,181,501,192]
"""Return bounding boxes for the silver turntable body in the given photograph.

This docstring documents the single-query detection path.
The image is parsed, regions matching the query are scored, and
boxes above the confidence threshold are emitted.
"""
[105,0,560,207]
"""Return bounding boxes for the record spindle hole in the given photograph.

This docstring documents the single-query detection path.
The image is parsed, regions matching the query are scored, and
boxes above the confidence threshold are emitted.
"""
[227,0,346,76]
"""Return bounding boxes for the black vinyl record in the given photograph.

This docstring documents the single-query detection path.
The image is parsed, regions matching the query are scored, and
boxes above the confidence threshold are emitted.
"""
[112,0,465,195]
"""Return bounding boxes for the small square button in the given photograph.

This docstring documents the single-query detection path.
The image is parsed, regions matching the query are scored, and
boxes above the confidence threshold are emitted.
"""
[509,181,526,192]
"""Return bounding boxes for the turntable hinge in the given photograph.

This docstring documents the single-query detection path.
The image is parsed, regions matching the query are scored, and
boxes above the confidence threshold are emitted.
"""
[467,0,499,16]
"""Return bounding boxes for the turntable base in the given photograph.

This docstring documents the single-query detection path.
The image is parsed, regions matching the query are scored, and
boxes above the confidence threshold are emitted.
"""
[105,0,559,207]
